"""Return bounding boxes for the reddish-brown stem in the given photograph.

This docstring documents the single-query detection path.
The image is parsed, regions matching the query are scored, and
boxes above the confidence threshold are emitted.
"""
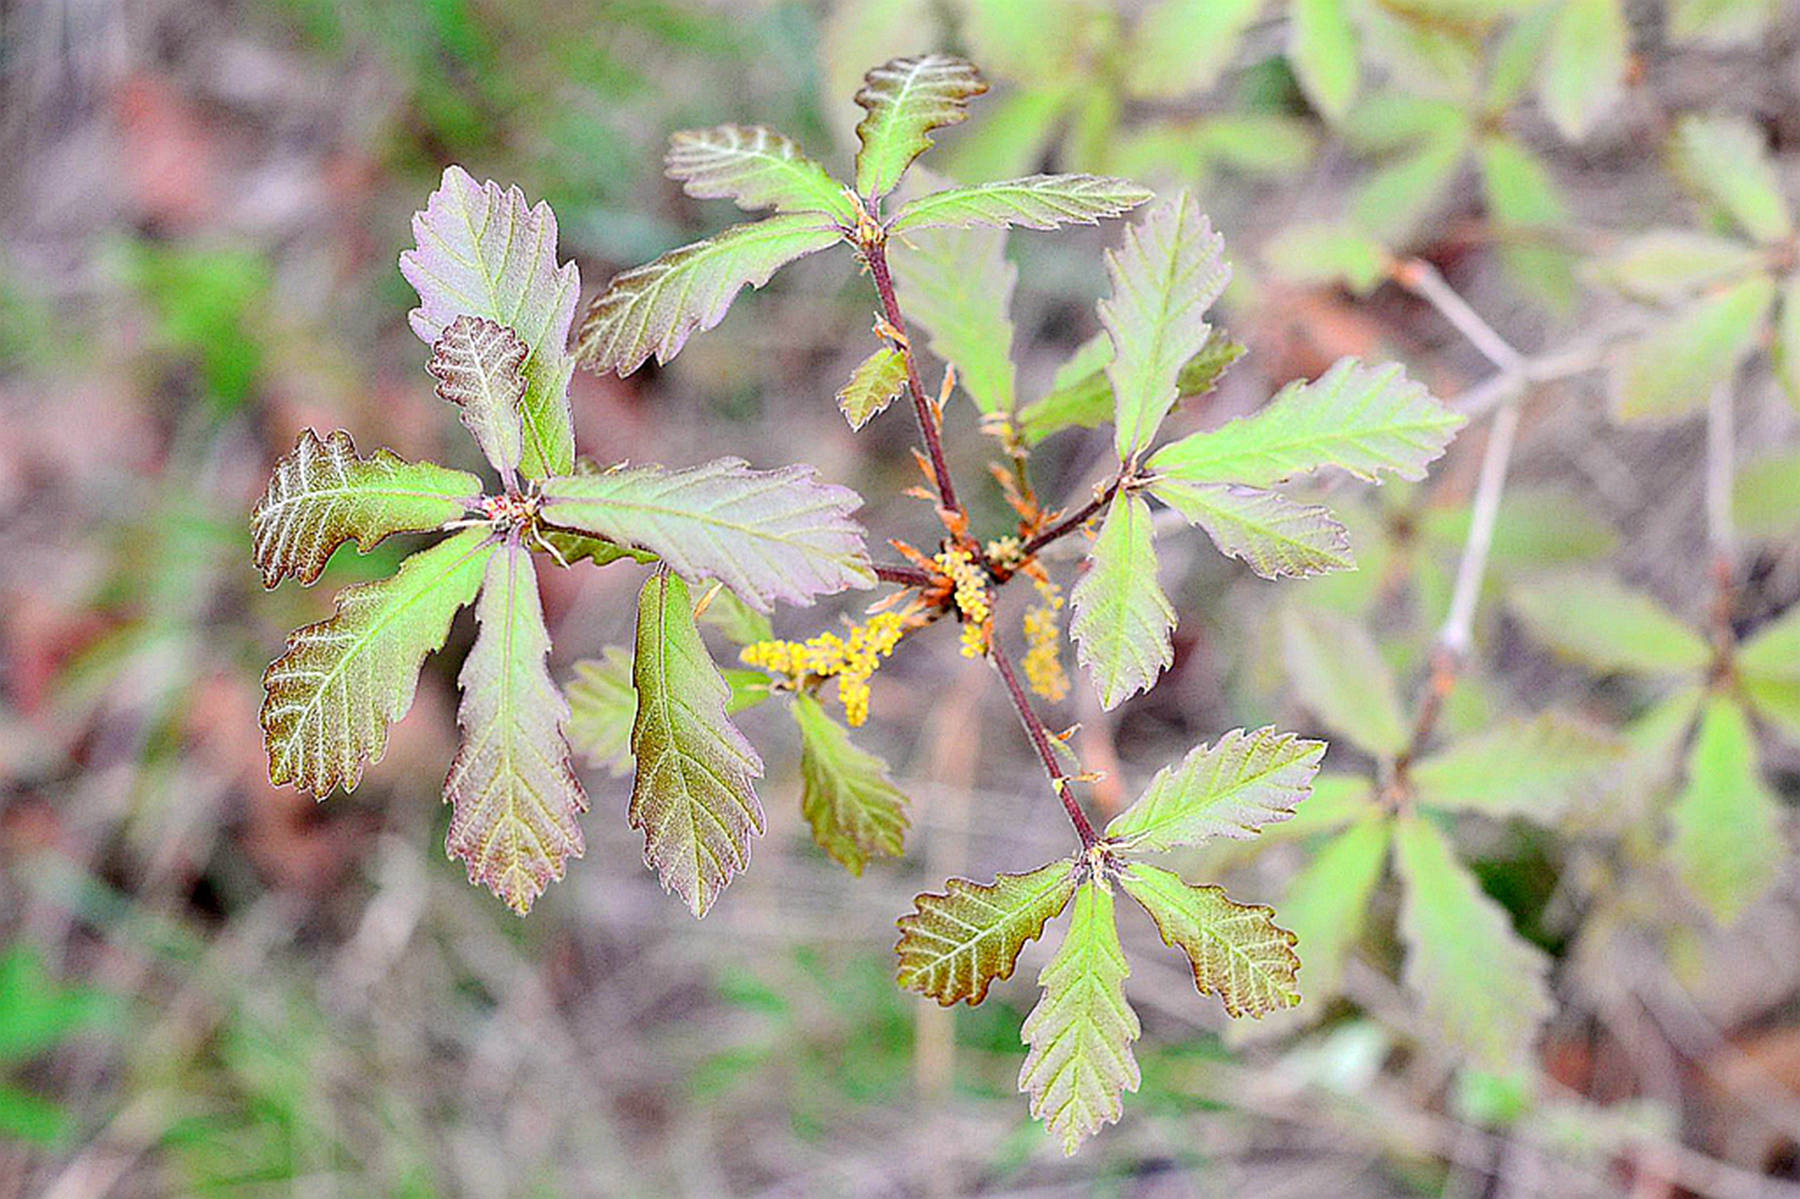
[873,562,934,587]
[863,237,963,519]
[991,638,1100,849]
[1020,471,1128,558]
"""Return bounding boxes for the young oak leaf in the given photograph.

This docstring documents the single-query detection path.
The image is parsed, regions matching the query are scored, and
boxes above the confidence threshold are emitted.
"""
[261,528,495,796]
[565,646,637,776]
[1105,726,1326,853]
[1118,863,1301,1018]
[539,458,873,613]
[894,859,1077,1005]
[1069,492,1175,710]
[1281,605,1408,759]
[792,694,909,876]
[575,216,844,376]
[1409,713,1625,822]
[1509,573,1712,676]
[888,215,1018,416]
[665,124,858,221]
[426,315,527,479]
[1671,696,1783,925]
[836,345,908,430]
[1148,358,1462,487]
[1017,328,1244,446]
[852,54,988,200]
[1393,815,1553,1071]
[1150,479,1354,580]
[400,166,578,479]
[445,544,587,916]
[1102,190,1231,462]
[1276,816,1392,1009]
[629,569,765,917]
[1018,880,1141,1155]
[886,174,1153,235]
[251,429,481,588]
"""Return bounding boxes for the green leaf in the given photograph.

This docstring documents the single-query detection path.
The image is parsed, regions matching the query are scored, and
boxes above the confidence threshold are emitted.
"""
[1393,815,1552,1070]
[1019,328,1244,446]
[1103,190,1232,462]
[1410,713,1624,821]
[400,166,578,478]
[836,344,908,430]
[251,429,480,588]
[700,588,776,647]
[894,859,1078,1005]
[664,125,857,221]
[1734,448,1800,541]
[1668,0,1777,46]
[566,647,637,776]
[1149,357,1462,487]
[1587,229,1766,305]
[1477,136,1569,229]
[1288,0,1361,121]
[1263,223,1390,295]
[1739,606,1800,745]
[1069,493,1175,710]
[1778,274,1800,410]
[1120,863,1301,1018]
[0,947,111,1062]
[575,216,844,376]
[1262,772,1384,841]
[1508,573,1711,676]
[1537,0,1628,141]
[629,569,765,918]
[426,315,527,478]
[1151,479,1355,579]
[889,216,1018,416]
[1018,880,1141,1155]
[853,54,988,199]
[445,543,587,915]
[0,1083,69,1145]
[1670,114,1793,245]
[1123,0,1261,98]
[1278,816,1391,1005]
[792,694,908,876]
[1671,696,1782,924]
[1280,605,1407,758]
[887,174,1152,235]
[262,528,495,796]
[1106,727,1326,852]
[1350,130,1468,241]
[1610,274,1775,422]
[539,457,873,612]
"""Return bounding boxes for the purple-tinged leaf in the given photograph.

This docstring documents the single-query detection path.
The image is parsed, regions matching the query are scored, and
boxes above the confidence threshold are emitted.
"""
[426,315,527,480]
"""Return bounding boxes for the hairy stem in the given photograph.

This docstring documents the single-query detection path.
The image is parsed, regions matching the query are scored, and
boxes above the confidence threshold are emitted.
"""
[873,562,935,587]
[863,237,963,520]
[1021,471,1128,559]
[991,638,1100,849]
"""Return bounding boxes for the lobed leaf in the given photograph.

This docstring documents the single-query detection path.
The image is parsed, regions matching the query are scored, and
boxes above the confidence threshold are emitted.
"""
[887,174,1152,235]
[261,528,494,795]
[1509,573,1711,676]
[889,216,1017,416]
[1102,191,1232,462]
[1537,0,1628,141]
[1151,479,1354,580]
[1119,863,1301,1018]
[1019,328,1245,446]
[836,344,908,430]
[895,859,1077,1006]
[1610,274,1775,422]
[400,166,578,478]
[1739,605,1800,745]
[1672,696,1783,924]
[665,124,857,221]
[1410,713,1624,822]
[1106,727,1326,853]
[540,457,873,612]
[1281,605,1408,758]
[628,570,765,917]
[1069,493,1176,711]
[1018,880,1141,1155]
[426,315,527,478]
[445,544,587,915]
[1277,817,1391,1007]
[1149,357,1462,487]
[793,695,908,876]
[575,216,844,376]
[252,429,480,588]
[1394,815,1553,1071]
[565,646,638,776]
[852,54,988,200]
[1670,114,1793,245]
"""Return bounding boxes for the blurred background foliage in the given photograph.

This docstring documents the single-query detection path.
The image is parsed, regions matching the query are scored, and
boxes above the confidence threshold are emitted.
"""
[4,0,1800,1194]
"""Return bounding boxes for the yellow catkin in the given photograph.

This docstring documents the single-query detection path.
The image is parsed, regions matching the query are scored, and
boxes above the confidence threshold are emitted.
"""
[1022,576,1068,702]
[935,547,992,660]
[740,611,905,727]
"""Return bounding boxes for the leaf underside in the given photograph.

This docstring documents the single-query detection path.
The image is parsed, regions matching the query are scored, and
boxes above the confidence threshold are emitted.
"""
[540,457,873,612]
[665,124,856,220]
[1106,726,1326,853]
[629,570,765,917]
[1151,478,1354,579]
[836,344,909,430]
[252,429,479,588]
[445,543,588,915]
[853,54,989,199]
[1069,492,1175,710]
[262,528,494,796]
[887,174,1153,235]
[426,315,528,478]
[894,859,1077,1006]
[793,695,909,876]
[1119,863,1301,1018]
